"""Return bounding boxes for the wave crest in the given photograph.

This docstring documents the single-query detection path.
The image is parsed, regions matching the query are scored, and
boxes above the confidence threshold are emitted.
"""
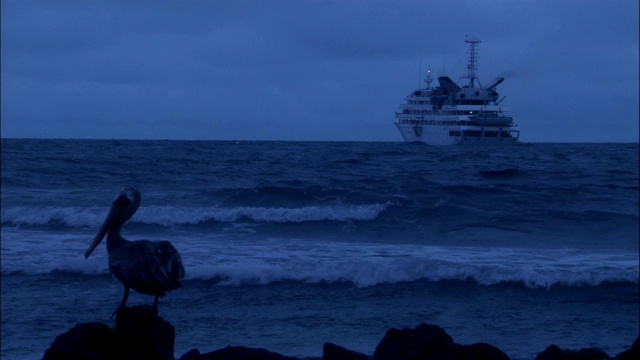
[1,203,390,227]
[3,239,637,289]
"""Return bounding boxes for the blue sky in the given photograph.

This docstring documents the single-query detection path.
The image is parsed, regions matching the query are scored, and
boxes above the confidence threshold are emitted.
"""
[2,0,638,142]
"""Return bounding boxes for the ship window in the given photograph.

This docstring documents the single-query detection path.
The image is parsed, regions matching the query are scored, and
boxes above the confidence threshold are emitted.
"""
[449,131,461,137]
[460,94,466,99]
[475,91,480,96]
[462,130,482,137]
[484,131,499,137]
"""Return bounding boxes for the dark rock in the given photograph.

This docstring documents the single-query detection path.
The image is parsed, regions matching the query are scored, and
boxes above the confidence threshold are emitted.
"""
[179,349,202,360]
[42,305,176,360]
[535,344,610,360]
[43,315,636,360]
[201,346,299,360]
[322,342,371,360]
[42,322,117,360]
[453,343,511,360]
[373,323,511,360]
[615,335,639,360]
[373,323,454,360]
[115,305,175,360]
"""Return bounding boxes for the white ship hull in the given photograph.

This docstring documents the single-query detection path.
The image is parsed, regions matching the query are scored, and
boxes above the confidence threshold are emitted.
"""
[395,123,519,145]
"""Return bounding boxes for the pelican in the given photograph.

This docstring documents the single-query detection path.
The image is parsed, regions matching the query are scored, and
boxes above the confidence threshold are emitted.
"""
[85,187,185,317]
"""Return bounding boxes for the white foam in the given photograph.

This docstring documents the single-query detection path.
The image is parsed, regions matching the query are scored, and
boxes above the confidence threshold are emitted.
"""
[2,228,637,289]
[181,239,639,288]
[1,202,390,227]
[1,206,106,227]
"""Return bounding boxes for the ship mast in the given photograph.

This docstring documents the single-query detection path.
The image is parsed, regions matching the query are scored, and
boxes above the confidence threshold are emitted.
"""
[465,36,481,88]
[424,68,433,89]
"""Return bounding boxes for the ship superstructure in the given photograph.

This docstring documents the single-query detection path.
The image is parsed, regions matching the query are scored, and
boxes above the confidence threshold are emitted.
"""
[395,37,519,145]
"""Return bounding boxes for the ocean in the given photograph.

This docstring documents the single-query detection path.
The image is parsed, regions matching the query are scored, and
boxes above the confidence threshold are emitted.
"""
[1,139,638,360]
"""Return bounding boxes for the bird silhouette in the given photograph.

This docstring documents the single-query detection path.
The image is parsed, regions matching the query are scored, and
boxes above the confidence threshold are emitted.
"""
[85,187,185,317]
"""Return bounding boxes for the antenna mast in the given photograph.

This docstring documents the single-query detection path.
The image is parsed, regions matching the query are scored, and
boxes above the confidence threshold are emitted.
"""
[425,68,433,89]
[465,36,481,88]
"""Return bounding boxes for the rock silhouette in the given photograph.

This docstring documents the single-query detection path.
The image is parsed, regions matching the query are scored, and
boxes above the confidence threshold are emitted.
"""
[42,309,638,360]
[373,323,508,360]
[43,305,174,360]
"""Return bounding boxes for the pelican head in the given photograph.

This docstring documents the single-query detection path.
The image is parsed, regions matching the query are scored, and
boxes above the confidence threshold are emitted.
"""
[85,187,141,258]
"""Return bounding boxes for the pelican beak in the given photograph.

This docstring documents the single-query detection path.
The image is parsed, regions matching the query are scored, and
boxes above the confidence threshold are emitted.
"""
[84,201,120,258]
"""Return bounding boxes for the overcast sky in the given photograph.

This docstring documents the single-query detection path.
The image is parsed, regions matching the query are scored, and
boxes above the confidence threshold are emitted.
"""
[2,0,638,142]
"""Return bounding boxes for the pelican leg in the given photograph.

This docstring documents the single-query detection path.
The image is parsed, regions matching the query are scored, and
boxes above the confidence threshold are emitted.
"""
[152,296,159,314]
[111,286,130,319]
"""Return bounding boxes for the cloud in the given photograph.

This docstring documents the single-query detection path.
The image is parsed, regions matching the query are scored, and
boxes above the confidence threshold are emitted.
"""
[1,0,638,142]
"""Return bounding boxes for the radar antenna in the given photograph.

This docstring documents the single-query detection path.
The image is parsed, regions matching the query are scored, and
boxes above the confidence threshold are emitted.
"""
[465,36,481,88]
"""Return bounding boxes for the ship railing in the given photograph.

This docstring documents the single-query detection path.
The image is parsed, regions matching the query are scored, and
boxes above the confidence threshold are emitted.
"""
[396,118,476,126]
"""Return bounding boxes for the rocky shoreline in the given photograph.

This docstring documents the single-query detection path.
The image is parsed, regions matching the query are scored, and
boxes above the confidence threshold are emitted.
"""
[42,305,638,360]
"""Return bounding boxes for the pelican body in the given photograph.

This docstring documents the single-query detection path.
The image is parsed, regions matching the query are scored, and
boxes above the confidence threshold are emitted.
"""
[85,187,185,316]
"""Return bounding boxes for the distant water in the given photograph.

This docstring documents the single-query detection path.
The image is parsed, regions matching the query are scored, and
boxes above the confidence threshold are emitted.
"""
[1,139,638,360]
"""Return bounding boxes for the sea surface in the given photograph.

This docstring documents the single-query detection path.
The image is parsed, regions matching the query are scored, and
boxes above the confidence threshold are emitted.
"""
[1,139,638,360]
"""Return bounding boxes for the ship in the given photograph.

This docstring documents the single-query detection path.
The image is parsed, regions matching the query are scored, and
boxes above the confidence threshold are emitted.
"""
[394,37,520,145]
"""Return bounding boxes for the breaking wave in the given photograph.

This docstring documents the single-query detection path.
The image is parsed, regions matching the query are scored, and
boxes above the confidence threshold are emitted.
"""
[3,235,637,289]
[1,203,390,228]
